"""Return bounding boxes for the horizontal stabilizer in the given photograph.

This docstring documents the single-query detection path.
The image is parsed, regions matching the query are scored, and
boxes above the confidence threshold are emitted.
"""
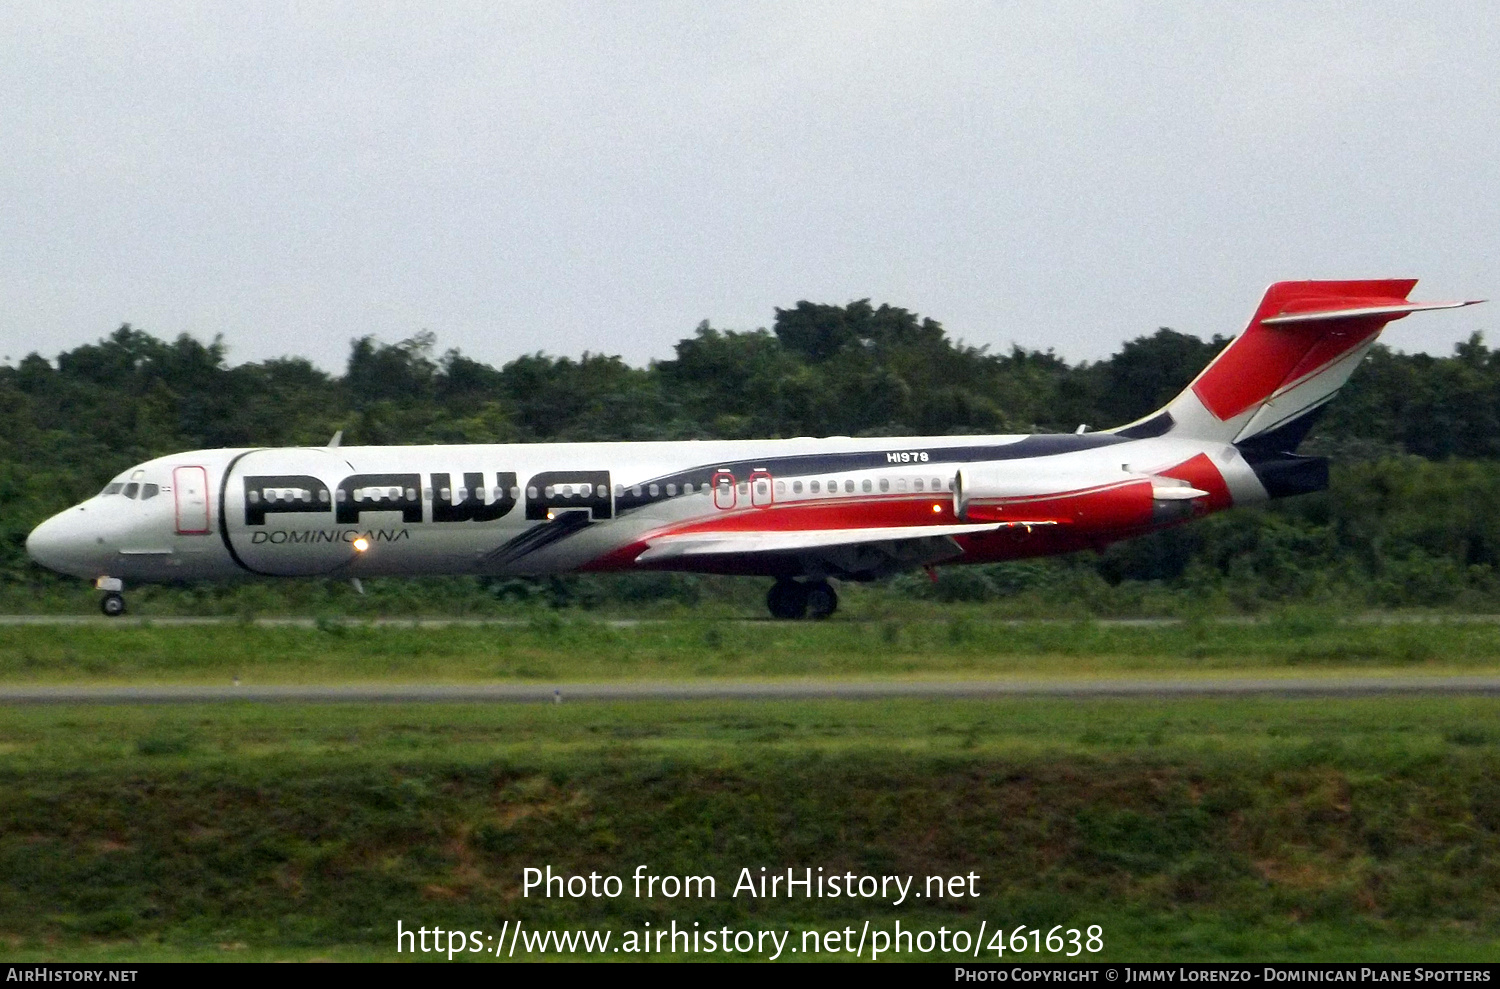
[1260,299,1483,325]
[636,522,1008,562]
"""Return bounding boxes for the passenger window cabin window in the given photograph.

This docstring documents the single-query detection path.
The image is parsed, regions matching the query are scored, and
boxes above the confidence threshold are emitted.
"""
[319,490,330,503]
[440,487,452,501]
[666,483,677,496]
[775,481,786,495]
[896,478,907,492]
[632,485,643,497]
[809,480,820,493]
[879,478,889,493]
[614,484,624,497]
[862,479,873,493]
[827,479,837,493]
[123,483,140,499]
[914,479,924,492]
[247,490,260,503]
[649,483,660,497]
[527,486,538,499]
[793,480,803,494]
[844,480,855,494]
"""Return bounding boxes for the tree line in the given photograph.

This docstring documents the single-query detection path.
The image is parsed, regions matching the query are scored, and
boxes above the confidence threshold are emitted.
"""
[3,301,1499,609]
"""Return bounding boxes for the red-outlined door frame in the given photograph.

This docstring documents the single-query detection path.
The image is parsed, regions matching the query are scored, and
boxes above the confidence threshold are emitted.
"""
[712,469,736,510]
[749,469,774,509]
[173,465,211,535]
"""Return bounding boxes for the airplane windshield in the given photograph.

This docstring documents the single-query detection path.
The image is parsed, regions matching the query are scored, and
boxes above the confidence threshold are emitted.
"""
[99,478,159,500]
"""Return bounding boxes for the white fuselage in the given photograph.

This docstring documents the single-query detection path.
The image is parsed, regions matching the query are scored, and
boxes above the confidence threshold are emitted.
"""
[25,432,1265,585]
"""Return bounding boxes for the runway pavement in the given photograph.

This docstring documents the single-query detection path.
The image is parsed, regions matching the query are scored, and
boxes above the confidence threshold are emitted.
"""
[3,675,1500,704]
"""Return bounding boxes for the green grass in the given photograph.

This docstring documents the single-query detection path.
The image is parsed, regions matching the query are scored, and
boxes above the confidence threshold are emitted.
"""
[0,613,1498,685]
[1,697,1499,961]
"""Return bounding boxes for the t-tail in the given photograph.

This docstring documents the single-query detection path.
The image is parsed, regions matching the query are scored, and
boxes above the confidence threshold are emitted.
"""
[1109,279,1482,498]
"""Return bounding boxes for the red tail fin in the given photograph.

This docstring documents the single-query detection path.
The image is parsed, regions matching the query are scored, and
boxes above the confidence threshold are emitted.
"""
[1192,280,1421,421]
[1118,280,1481,445]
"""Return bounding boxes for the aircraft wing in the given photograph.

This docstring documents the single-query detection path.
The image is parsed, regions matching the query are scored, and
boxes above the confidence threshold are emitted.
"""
[635,521,1055,563]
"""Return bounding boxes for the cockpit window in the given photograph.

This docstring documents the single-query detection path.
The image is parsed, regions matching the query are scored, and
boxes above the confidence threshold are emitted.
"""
[122,483,140,499]
[141,483,160,500]
[102,483,124,496]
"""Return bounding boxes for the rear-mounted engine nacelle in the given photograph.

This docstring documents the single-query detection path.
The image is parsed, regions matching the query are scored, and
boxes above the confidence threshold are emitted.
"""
[954,468,1208,530]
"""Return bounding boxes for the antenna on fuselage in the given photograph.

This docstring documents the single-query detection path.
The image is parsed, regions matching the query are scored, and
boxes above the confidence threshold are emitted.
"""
[327,430,343,449]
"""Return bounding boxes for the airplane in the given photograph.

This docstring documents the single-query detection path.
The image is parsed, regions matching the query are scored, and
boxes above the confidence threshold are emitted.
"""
[25,279,1482,620]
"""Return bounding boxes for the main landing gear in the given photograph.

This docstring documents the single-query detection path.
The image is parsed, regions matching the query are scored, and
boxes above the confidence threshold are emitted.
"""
[96,577,126,618]
[766,578,838,621]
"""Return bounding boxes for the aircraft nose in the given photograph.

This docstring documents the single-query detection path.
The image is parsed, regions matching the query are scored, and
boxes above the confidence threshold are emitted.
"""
[26,510,96,578]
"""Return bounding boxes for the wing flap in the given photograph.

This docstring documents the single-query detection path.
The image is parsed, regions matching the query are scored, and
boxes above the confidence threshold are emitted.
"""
[636,522,1020,562]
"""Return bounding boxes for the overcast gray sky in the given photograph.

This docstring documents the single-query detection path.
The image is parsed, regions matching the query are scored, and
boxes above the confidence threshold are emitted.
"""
[3,1,1496,372]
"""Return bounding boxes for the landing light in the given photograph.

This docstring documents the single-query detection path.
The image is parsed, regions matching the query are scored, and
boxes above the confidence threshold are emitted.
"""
[932,504,942,514]
[352,537,370,553]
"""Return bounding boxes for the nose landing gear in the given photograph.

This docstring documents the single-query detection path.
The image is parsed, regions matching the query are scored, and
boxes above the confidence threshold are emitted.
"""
[95,577,126,618]
[766,578,838,620]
